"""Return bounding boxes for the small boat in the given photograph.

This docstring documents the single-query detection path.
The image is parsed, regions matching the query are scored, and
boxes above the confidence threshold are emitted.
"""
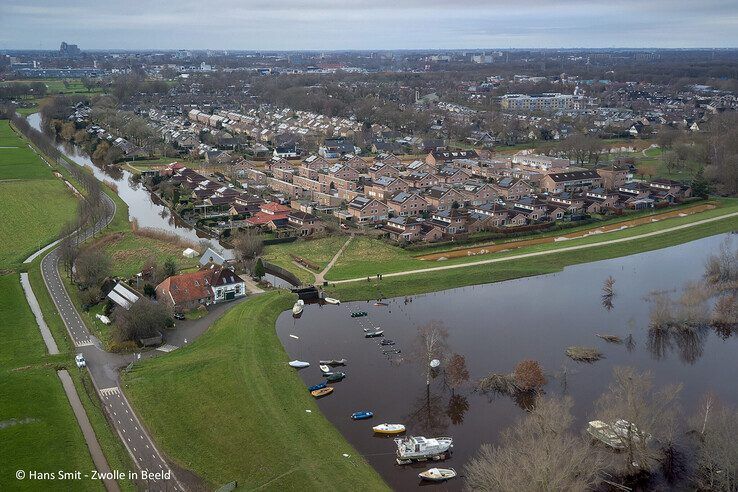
[310,387,334,398]
[319,364,331,373]
[374,301,388,306]
[365,330,384,338]
[288,360,310,368]
[418,468,457,482]
[308,382,327,392]
[321,372,334,377]
[379,339,395,346]
[326,372,346,382]
[350,311,368,318]
[319,358,347,366]
[383,349,401,355]
[292,299,304,315]
[324,297,340,305]
[351,411,374,420]
[372,423,406,435]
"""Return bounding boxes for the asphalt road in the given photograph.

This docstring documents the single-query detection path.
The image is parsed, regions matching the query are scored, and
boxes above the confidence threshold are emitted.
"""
[39,190,186,491]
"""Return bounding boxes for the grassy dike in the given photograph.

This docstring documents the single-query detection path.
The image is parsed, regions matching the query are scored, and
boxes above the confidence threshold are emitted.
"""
[326,206,738,301]
[121,291,389,491]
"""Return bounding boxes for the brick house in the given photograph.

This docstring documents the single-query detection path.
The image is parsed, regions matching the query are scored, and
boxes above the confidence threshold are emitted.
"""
[287,211,325,236]
[347,196,389,223]
[423,186,467,211]
[540,170,603,193]
[156,265,245,313]
[365,176,410,201]
[491,177,534,200]
[426,149,479,166]
[387,191,429,217]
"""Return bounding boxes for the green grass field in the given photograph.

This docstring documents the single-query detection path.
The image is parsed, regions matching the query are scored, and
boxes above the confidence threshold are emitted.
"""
[0,121,54,180]
[0,274,102,491]
[0,180,78,269]
[122,292,388,491]
[263,235,347,284]
[92,231,200,278]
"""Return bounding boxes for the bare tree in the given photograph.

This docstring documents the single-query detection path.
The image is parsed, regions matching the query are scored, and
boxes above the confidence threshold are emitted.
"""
[464,397,605,491]
[444,353,469,394]
[690,394,738,491]
[413,321,449,386]
[232,228,264,264]
[513,359,547,393]
[594,367,682,475]
[601,276,616,311]
[113,297,172,342]
[74,247,111,290]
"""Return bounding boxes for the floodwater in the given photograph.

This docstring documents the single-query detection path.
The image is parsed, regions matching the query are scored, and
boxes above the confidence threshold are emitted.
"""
[27,113,221,248]
[276,233,738,491]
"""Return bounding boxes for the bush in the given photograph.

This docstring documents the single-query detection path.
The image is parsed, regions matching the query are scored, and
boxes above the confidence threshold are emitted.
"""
[79,287,102,310]
[513,360,547,392]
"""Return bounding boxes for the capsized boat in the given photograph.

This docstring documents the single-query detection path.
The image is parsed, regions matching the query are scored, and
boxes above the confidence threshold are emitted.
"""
[308,382,327,392]
[324,297,340,305]
[292,299,304,315]
[326,372,346,382]
[395,436,453,463]
[351,411,374,420]
[310,387,334,398]
[372,423,405,435]
[319,358,347,366]
[319,364,331,373]
[365,330,384,338]
[418,468,457,482]
[288,360,310,368]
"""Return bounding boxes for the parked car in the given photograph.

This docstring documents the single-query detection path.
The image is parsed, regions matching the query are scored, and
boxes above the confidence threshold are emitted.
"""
[173,312,185,320]
[75,354,86,368]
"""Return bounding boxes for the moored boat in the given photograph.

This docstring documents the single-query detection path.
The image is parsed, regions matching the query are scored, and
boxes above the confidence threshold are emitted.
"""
[324,297,340,305]
[310,387,334,398]
[383,349,401,355]
[365,330,384,338]
[319,364,331,373]
[374,301,388,306]
[395,436,453,464]
[418,468,456,482]
[326,372,346,382]
[288,360,310,368]
[379,339,395,346]
[372,423,405,435]
[319,358,347,366]
[308,382,327,392]
[292,299,304,315]
[351,411,374,420]
[350,311,368,318]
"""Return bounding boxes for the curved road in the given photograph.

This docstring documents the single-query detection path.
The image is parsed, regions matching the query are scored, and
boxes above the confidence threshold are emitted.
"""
[39,186,185,491]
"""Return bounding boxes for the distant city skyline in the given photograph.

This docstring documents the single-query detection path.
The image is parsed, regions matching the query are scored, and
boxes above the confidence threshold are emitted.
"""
[2,0,738,51]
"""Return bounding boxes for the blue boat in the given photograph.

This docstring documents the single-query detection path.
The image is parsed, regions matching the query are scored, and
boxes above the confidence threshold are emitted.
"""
[308,382,327,392]
[351,411,374,420]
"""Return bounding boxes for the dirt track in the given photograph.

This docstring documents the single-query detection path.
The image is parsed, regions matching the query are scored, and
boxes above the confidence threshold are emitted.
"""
[418,203,716,261]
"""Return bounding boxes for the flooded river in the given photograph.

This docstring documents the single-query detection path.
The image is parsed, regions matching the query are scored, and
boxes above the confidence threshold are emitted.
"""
[27,113,219,247]
[276,233,738,490]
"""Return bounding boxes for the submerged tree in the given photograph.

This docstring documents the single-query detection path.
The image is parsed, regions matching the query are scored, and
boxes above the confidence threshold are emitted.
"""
[690,393,738,491]
[444,353,469,394]
[601,276,616,311]
[593,367,682,476]
[464,397,605,491]
[513,359,547,392]
[412,321,449,386]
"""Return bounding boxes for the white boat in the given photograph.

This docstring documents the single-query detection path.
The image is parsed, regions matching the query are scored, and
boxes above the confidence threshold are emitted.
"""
[587,419,650,449]
[395,436,453,463]
[292,299,304,315]
[324,297,340,305]
[372,423,405,435]
[418,468,457,482]
[288,360,310,368]
[319,364,331,373]
[319,359,347,366]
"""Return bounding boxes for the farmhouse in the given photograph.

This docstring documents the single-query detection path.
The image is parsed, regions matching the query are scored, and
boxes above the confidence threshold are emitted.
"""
[156,265,245,313]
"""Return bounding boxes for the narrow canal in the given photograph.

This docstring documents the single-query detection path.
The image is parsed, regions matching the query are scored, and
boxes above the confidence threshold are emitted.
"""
[276,233,738,490]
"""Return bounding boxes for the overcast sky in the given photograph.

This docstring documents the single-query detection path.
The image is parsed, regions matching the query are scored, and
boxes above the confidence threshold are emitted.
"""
[2,0,738,51]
